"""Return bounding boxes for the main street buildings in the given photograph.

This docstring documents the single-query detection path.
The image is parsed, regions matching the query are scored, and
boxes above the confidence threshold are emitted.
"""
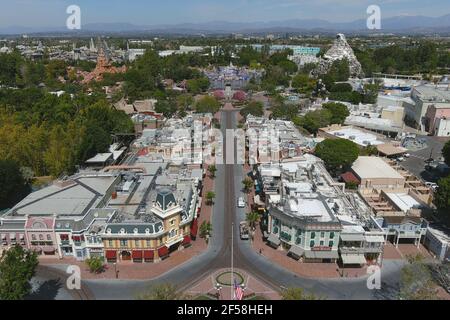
[259,155,385,265]
[0,114,210,262]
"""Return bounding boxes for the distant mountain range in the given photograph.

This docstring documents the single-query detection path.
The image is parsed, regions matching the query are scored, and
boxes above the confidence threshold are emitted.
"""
[1,14,450,35]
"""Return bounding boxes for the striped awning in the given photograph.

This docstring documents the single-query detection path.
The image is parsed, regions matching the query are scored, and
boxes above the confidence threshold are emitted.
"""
[341,254,366,265]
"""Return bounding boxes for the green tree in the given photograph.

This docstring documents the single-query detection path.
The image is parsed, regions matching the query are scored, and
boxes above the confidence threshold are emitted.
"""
[442,140,450,167]
[206,191,216,205]
[314,139,359,175]
[85,256,105,274]
[0,245,39,300]
[208,165,217,178]
[195,96,220,114]
[137,283,189,300]
[399,255,438,300]
[322,102,350,125]
[299,109,332,134]
[0,160,31,210]
[435,176,450,223]
[246,211,260,230]
[155,99,178,118]
[242,177,254,193]
[199,221,213,239]
[281,287,319,300]
[240,100,264,118]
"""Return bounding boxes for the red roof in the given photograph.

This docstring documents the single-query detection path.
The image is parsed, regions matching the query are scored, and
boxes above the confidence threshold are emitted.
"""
[182,235,191,245]
[132,250,143,259]
[105,250,116,259]
[340,172,360,184]
[143,250,154,259]
[190,219,198,237]
[158,246,169,258]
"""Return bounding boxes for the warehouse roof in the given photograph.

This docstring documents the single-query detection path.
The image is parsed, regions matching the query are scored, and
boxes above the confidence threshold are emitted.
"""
[352,157,404,180]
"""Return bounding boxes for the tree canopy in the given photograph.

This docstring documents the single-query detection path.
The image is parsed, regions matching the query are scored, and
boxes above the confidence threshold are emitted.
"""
[314,139,359,174]
[240,100,264,118]
[0,245,39,300]
[0,160,31,210]
[194,96,220,114]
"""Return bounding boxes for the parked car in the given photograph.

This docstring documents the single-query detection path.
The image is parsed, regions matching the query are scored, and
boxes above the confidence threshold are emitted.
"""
[237,197,246,208]
[239,221,249,240]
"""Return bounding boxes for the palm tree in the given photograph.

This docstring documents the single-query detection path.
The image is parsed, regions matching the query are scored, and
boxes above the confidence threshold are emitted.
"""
[199,221,213,240]
[206,191,216,205]
[246,211,260,230]
[208,165,217,178]
[137,283,190,300]
[242,177,253,193]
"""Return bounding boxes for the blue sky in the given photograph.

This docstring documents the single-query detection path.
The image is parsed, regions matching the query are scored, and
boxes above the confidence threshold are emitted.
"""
[0,0,449,27]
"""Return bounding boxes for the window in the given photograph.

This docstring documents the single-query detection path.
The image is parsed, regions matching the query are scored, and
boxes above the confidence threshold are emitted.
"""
[46,234,51,241]
[310,232,315,239]
[135,240,140,247]
[320,240,324,246]
[310,240,315,248]
[170,219,175,226]
[329,241,334,247]
[39,234,44,241]
[321,232,325,238]
[330,232,335,239]
[32,235,37,241]
[120,240,128,246]
[146,240,151,247]
[109,240,113,247]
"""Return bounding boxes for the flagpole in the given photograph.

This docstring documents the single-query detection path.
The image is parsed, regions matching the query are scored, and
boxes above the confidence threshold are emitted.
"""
[231,222,234,300]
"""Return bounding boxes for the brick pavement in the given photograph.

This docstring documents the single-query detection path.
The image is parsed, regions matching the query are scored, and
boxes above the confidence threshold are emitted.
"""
[187,268,280,300]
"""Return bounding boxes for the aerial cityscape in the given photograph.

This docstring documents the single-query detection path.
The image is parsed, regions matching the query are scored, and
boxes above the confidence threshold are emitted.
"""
[0,0,450,306]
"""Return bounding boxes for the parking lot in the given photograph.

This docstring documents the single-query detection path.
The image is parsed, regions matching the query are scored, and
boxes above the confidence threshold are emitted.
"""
[401,136,450,183]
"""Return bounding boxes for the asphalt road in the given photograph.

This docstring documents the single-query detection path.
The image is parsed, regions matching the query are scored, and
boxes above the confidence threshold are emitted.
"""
[39,109,404,300]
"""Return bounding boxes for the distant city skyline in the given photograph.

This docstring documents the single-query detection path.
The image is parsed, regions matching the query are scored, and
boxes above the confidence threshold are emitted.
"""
[1,0,450,28]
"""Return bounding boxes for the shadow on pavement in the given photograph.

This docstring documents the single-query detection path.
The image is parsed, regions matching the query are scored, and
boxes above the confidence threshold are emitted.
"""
[26,278,63,300]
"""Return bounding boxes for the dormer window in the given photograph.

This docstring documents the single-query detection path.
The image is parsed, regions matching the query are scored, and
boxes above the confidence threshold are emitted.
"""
[145,228,150,234]
[133,228,138,234]
[120,228,125,234]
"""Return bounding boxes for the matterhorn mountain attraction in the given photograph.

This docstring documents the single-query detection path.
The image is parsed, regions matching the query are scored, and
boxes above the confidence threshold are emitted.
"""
[313,33,363,78]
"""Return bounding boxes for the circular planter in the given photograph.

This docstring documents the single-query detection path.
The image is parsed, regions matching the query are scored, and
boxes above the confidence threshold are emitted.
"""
[216,271,244,287]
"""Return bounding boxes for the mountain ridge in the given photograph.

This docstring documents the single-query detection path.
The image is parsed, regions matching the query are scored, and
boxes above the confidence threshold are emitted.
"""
[1,14,450,35]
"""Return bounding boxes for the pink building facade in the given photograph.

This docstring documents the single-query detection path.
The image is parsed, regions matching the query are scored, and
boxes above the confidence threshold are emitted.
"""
[425,105,450,135]
[25,216,59,257]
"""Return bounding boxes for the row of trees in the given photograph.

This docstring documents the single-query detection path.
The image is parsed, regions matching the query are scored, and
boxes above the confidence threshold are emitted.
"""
[0,89,134,180]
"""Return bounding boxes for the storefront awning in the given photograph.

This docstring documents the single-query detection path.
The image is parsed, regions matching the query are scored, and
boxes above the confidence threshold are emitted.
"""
[365,235,385,243]
[305,250,339,259]
[341,254,367,265]
[190,219,198,237]
[340,233,365,242]
[288,245,304,257]
[43,247,55,253]
[143,250,154,260]
[105,250,116,259]
[132,250,143,259]
[158,246,169,258]
[267,233,281,247]
[182,235,191,246]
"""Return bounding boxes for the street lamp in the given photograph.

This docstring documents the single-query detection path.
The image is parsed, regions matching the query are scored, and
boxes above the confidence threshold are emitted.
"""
[113,262,118,279]
[215,283,222,300]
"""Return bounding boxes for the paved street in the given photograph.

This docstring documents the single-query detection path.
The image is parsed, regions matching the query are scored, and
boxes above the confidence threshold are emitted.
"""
[38,107,406,300]
[401,136,449,183]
